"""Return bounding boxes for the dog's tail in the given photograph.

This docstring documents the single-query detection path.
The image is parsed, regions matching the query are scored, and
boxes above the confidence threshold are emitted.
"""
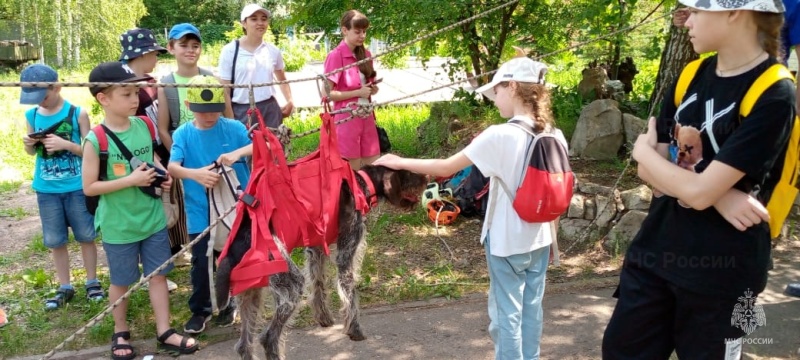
[215,255,233,308]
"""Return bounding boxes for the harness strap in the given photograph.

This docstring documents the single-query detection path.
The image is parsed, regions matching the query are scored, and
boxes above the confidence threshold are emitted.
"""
[357,170,378,209]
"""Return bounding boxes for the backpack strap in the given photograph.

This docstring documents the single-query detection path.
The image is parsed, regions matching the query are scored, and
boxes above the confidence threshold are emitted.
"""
[91,126,109,181]
[740,64,794,117]
[674,58,706,109]
[230,40,240,100]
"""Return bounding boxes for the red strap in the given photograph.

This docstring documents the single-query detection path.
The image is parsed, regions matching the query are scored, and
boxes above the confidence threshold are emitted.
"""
[137,116,157,142]
[92,126,108,152]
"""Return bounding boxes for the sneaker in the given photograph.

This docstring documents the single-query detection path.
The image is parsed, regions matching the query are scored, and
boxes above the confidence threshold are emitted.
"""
[785,282,800,298]
[213,305,237,327]
[184,314,211,334]
[139,277,178,292]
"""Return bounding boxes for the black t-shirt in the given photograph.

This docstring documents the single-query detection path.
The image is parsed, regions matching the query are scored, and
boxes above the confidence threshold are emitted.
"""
[627,55,795,297]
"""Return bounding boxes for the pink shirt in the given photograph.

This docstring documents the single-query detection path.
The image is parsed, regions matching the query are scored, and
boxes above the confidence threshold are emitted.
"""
[323,41,376,122]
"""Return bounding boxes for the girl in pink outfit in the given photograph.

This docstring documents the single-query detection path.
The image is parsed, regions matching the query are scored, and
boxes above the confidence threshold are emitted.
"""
[322,10,380,170]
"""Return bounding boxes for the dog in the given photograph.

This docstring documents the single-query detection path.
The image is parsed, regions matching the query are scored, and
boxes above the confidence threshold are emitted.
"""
[674,123,703,172]
[215,164,427,360]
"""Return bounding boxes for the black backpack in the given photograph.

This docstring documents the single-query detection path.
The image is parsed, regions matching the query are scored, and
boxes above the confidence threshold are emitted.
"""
[445,165,490,217]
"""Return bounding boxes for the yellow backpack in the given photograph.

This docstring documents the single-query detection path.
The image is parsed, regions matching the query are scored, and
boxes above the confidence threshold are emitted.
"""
[675,58,800,238]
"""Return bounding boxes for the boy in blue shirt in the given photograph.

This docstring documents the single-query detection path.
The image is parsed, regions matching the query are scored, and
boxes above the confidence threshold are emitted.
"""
[19,64,103,310]
[168,75,251,333]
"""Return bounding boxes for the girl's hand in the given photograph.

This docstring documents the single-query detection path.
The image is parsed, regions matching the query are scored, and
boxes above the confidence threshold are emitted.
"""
[42,134,72,152]
[369,84,379,95]
[632,117,658,162]
[373,154,404,170]
[357,86,372,98]
[128,162,156,187]
[714,190,770,231]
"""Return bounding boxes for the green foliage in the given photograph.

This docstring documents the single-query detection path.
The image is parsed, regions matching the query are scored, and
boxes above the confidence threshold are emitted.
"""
[201,41,227,68]
[4,0,147,68]
[21,268,50,288]
[198,23,233,44]
[0,207,29,220]
[0,180,22,194]
[139,0,244,33]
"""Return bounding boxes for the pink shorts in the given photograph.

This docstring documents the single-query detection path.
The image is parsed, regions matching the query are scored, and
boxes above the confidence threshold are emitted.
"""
[335,114,380,159]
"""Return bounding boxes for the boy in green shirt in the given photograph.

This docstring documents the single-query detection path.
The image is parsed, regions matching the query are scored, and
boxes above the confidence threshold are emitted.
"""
[82,61,198,359]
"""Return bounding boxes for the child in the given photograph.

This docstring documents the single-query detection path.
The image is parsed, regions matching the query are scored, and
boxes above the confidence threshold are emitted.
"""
[157,22,233,150]
[322,10,381,170]
[218,3,294,128]
[82,61,198,359]
[603,1,794,358]
[119,28,166,121]
[19,63,104,310]
[374,57,558,360]
[168,75,251,334]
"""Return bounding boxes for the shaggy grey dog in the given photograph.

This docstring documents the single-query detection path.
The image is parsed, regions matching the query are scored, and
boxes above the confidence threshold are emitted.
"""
[216,165,427,360]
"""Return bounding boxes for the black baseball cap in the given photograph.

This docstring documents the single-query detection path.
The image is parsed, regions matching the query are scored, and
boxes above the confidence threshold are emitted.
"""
[88,61,152,97]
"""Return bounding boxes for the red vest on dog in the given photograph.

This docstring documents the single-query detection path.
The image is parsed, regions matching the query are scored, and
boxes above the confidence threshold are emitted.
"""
[218,108,369,296]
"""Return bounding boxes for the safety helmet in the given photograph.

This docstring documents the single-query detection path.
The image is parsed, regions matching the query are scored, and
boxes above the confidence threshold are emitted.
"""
[427,199,461,225]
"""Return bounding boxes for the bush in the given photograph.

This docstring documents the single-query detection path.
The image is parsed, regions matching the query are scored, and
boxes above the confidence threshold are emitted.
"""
[199,23,233,44]
[201,41,227,68]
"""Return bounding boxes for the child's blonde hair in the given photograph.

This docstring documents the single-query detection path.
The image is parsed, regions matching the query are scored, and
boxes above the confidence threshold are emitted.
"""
[508,82,555,133]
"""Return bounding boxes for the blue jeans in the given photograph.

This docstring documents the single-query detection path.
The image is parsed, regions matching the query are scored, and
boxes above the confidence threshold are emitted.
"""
[485,236,549,360]
[103,228,173,286]
[36,190,96,248]
[189,232,217,316]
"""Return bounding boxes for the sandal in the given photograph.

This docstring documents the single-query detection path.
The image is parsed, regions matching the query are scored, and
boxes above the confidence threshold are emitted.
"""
[86,283,105,302]
[44,288,75,310]
[157,328,199,356]
[110,331,136,360]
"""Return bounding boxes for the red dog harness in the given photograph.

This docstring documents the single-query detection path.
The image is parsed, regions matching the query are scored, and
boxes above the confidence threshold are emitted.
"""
[218,107,369,296]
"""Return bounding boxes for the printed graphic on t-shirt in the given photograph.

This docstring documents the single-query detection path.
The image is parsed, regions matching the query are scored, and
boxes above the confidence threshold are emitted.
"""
[672,93,737,174]
[36,121,81,180]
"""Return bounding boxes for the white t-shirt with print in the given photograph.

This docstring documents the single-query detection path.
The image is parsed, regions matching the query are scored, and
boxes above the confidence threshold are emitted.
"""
[462,116,568,257]
[218,40,285,104]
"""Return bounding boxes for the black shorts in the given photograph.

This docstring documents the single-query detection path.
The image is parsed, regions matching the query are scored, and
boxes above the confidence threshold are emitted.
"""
[602,262,748,359]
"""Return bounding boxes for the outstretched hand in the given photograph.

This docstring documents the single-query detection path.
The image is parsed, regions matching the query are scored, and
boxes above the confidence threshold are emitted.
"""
[714,190,770,231]
[373,154,404,170]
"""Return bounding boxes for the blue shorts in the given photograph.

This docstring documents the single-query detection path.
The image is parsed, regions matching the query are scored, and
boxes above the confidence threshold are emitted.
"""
[36,190,97,249]
[103,228,174,286]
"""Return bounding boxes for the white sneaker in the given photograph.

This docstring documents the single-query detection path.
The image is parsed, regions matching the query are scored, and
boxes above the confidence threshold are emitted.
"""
[139,276,178,292]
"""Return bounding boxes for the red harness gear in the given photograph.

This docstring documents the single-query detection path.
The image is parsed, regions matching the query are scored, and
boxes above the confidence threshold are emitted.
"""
[218,108,370,296]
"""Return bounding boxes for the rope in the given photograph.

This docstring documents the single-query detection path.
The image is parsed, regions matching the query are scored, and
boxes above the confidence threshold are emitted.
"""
[39,201,239,360]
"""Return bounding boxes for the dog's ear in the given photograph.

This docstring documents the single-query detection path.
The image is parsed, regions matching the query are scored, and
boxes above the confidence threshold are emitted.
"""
[381,169,402,204]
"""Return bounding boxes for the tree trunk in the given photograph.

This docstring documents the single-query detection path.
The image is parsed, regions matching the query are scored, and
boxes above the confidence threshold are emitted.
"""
[55,0,63,66]
[649,6,698,116]
[20,4,26,42]
[66,0,73,67]
[74,0,81,65]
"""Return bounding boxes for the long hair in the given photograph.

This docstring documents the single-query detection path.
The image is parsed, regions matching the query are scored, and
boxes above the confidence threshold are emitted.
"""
[513,82,555,133]
[340,10,377,79]
[752,12,783,58]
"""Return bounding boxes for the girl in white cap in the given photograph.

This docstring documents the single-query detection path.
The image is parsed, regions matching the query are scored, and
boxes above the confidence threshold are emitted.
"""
[603,1,794,358]
[375,56,564,360]
[218,3,294,130]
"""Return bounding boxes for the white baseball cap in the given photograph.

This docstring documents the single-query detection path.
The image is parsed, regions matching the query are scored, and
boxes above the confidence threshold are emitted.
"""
[474,57,548,101]
[678,0,784,13]
[240,4,271,21]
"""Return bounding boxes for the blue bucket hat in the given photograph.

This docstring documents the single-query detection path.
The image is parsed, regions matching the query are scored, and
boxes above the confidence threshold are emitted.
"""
[19,64,58,105]
[119,28,167,61]
[169,23,202,42]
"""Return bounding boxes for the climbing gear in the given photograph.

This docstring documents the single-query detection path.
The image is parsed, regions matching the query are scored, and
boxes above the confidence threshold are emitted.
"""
[427,199,461,225]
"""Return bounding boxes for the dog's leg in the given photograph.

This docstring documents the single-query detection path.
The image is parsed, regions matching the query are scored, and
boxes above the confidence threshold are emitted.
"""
[235,289,262,360]
[305,246,334,327]
[260,255,304,360]
[335,212,368,341]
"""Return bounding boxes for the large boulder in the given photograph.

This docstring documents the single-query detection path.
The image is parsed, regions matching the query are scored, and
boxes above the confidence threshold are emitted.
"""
[603,210,648,255]
[567,194,585,219]
[570,99,624,160]
[558,218,594,245]
[622,113,647,146]
[620,185,652,211]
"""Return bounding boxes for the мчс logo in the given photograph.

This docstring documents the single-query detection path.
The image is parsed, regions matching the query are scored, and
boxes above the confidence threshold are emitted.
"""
[730,289,766,335]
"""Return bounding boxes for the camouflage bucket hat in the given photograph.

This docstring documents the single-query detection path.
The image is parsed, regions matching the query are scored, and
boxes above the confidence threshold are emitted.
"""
[678,0,784,13]
[187,75,226,113]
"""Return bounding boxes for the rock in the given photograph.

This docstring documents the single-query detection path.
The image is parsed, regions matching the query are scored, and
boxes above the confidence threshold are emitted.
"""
[570,99,624,160]
[620,185,652,211]
[605,80,625,102]
[604,210,648,255]
[567,194,585,219]
[558,218,593,244]
[584,198,596,220]
[622,113,647,147]
[578,66,610,100]
[595,194,617,228]
[578,182,612,195]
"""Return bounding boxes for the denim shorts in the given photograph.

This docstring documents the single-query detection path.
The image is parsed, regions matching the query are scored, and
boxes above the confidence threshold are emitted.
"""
[103,228,174,286]
[36,190,97,249]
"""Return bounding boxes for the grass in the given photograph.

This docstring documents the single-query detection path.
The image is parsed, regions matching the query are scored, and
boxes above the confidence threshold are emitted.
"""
[0,206,29,220]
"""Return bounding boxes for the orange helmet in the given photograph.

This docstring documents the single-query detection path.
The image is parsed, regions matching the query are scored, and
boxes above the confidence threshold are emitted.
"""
[427,199,461,225]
